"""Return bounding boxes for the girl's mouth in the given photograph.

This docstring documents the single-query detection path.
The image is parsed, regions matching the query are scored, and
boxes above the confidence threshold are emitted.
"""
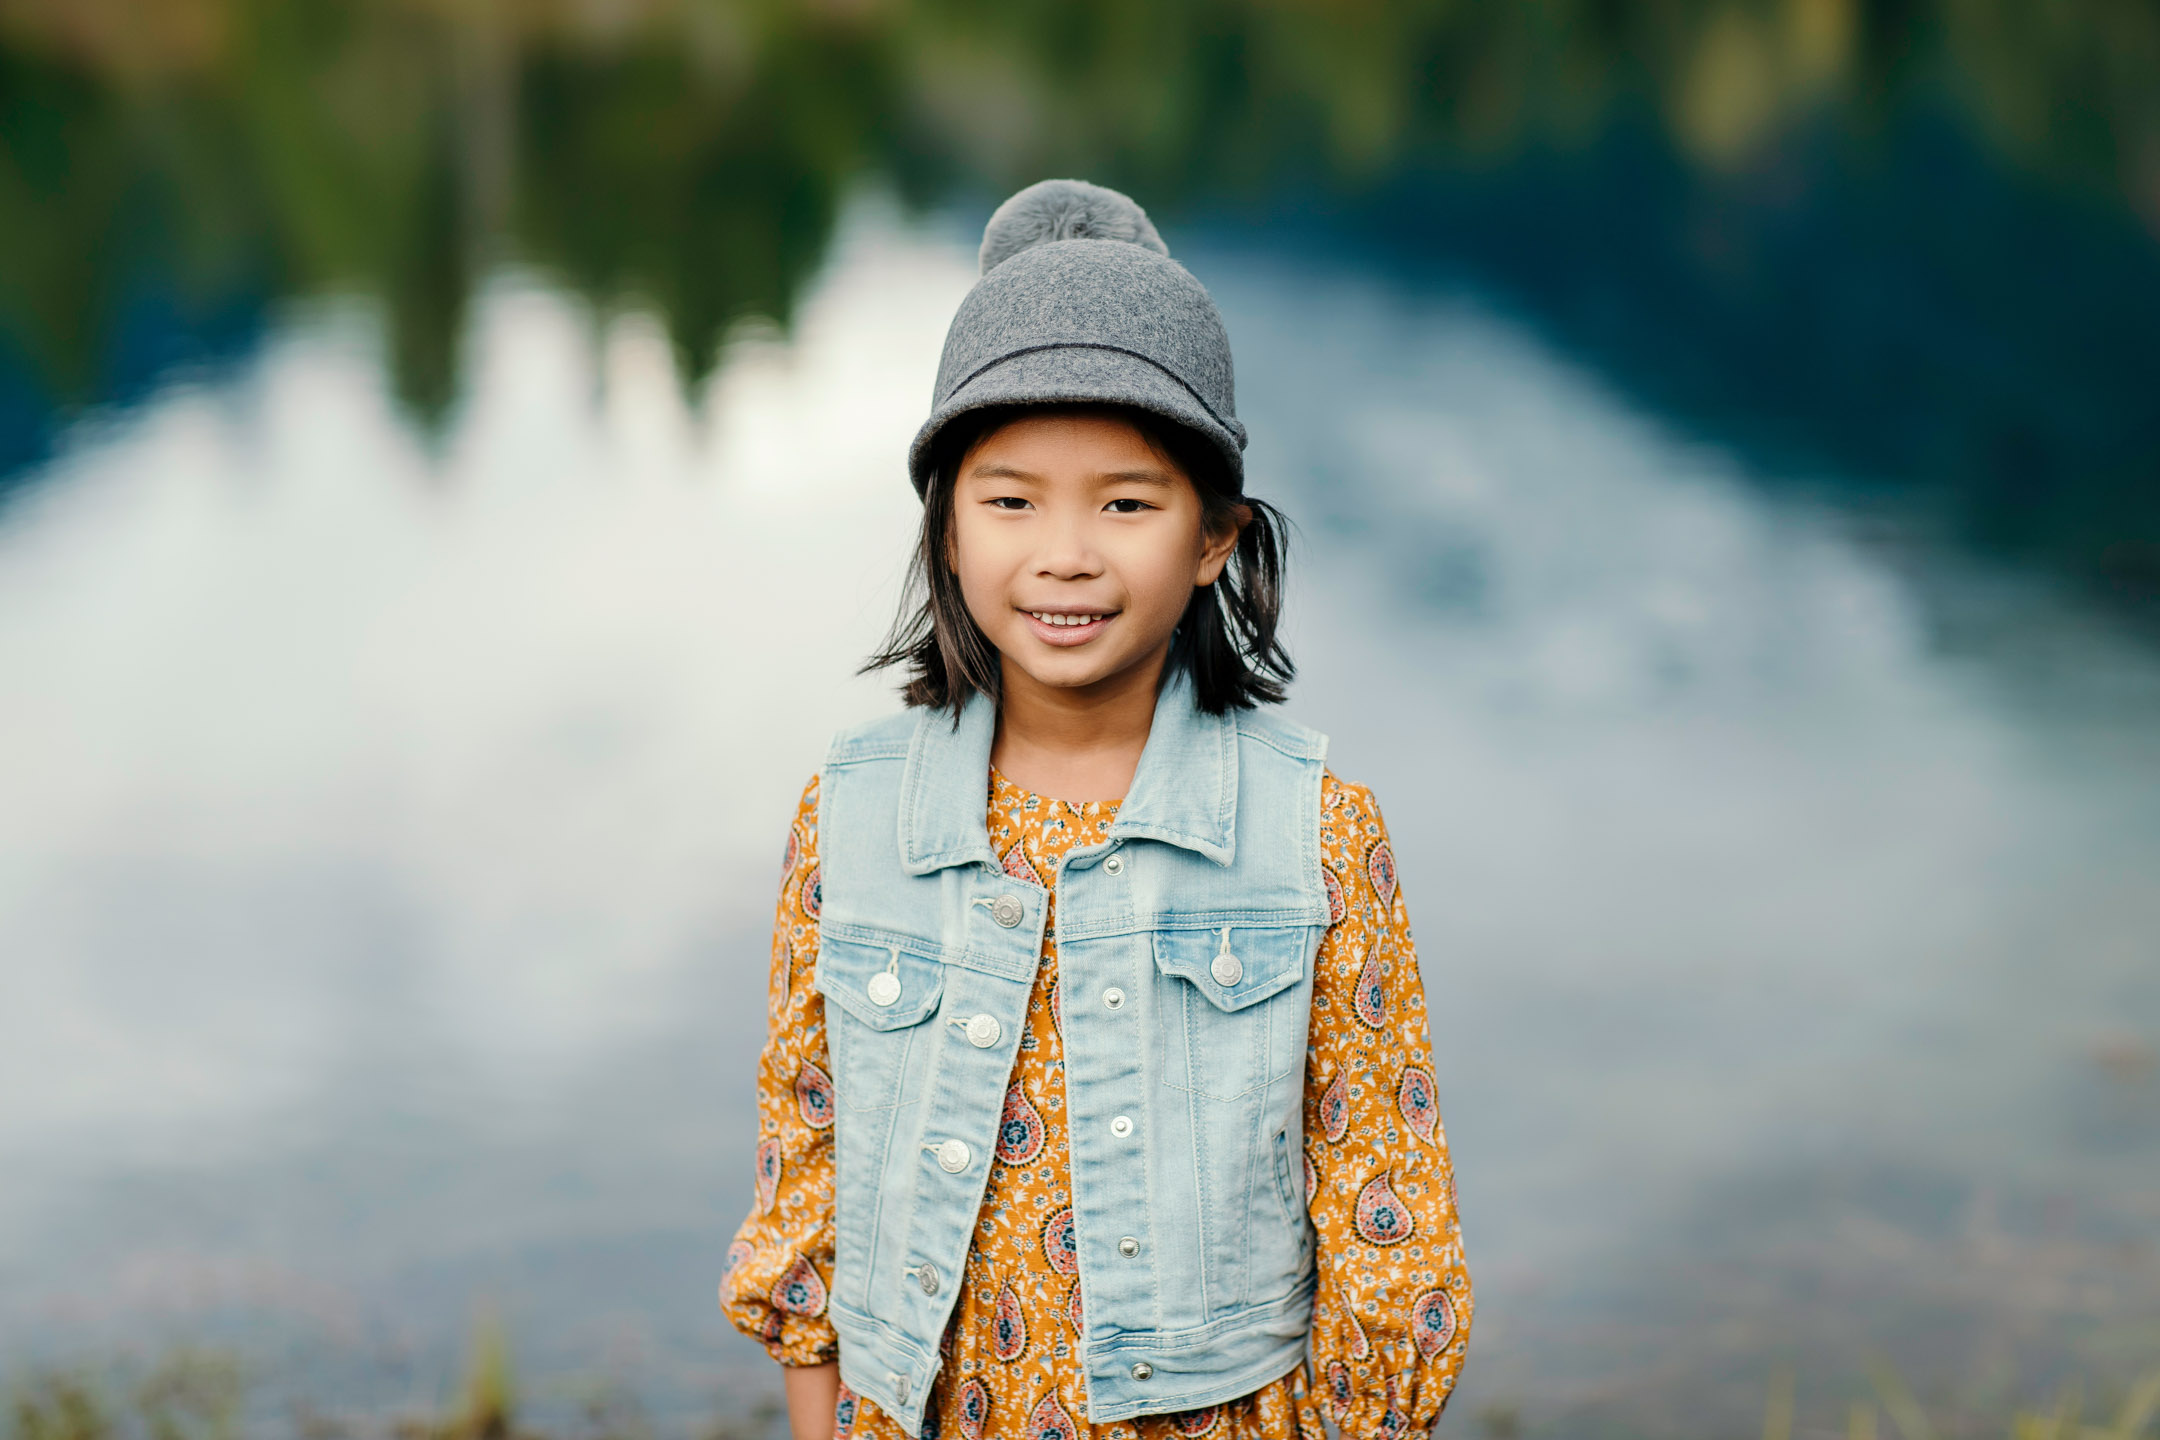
[1021,609,1117,646]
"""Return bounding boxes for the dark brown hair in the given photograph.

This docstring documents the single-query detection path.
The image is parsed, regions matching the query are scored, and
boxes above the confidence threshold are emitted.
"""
[863,404,1294,715]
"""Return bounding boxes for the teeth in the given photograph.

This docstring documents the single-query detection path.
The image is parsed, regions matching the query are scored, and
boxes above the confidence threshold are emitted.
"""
[1031,612,1102,627]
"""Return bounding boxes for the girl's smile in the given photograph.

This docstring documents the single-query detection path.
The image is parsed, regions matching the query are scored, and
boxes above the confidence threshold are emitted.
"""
[1019,608,1118,645]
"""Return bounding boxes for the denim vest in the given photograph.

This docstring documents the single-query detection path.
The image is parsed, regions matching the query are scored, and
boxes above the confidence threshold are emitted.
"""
[814,676,1329,1434]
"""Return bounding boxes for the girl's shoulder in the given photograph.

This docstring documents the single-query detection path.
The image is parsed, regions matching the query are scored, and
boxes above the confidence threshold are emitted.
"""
[1318,770,1396,871]
[1320,769,1386,825]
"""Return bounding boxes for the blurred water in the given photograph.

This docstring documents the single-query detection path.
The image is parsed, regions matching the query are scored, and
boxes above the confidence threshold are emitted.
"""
[2,193,2155,1435]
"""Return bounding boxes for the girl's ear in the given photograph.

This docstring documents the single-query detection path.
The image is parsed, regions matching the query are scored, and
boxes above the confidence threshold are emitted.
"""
[1193,501,1251,587]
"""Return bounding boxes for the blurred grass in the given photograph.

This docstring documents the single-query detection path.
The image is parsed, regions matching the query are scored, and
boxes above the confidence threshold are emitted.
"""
[2,1323,783,1440]
[7,1331,2157,1440]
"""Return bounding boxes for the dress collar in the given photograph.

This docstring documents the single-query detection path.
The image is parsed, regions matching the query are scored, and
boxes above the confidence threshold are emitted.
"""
[898,669,1236,875]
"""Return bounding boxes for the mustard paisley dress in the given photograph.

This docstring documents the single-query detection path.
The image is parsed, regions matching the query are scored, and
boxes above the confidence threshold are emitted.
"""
[724,770,1471,1440]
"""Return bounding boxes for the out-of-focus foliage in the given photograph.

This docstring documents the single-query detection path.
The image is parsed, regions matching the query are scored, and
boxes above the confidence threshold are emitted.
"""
[5,1349,238,1440]
[0,0,2157,609]
[3,0,2157,414]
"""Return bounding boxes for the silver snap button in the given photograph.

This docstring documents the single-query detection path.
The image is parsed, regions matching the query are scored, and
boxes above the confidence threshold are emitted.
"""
[1102,987,1125,1010]
[965,1013,1001,1047]
[891,1373,910,1405]
[1209,951,1243,987]
[936,1139,971,1173]
[1130,1362,1153,1381]
[916,1262,941,1296]
[867,971,902,1007]
[1117,1236,1139,1258]
[1110,1115,1133,1138]
[990,894,1024,928]
[1103,855,1124,876]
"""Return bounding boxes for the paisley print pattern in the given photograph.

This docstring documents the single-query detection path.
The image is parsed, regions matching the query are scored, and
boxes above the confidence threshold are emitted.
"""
[1340,1285,1372,1361]
[993,1280,1029,1362]
[1320,1068,1351,1143]
[726,771,1472,1440]
[754,1137,781,1213]
[1396,1064,1439,1145]
[997,1084,1047,1164]
[1326,1361,1354,1421]
[1041,1206,1079,1276]
[781,827,799,879]
[1027,1393,1078,1440]
[801,863,822,917]
[1377,1375,1408,1439]
[794,1059,836,1130]
[770,1252,828,1317]
[1352,939,1389,1030]
[1002,839,1045,888]
[955,1379,991,1440]
[1366,840,1397,910]
[769,936,794,1024]
[1411,1287,1459,1360]
[1354,1171,1415,1246]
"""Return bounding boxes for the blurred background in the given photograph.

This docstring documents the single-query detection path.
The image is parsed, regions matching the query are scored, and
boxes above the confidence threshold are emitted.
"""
[3,1,2158,1437]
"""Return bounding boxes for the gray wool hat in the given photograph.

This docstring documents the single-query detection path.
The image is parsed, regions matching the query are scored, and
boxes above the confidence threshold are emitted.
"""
[907,179,1246,495]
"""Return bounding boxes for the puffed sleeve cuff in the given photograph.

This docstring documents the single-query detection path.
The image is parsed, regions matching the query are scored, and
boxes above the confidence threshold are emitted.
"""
[721,1239,840,1365]
[1306,1264,1474,1437]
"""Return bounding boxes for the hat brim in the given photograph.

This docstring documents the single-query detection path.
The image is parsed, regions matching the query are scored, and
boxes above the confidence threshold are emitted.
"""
[906,345,1247,496]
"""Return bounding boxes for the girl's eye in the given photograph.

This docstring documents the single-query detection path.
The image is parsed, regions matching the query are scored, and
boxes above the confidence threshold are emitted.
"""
[1105,498,1153,515]
[988,496,1031,510]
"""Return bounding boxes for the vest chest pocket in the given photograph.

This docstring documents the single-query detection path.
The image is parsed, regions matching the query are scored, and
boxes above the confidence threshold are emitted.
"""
[1151,924,1317,1101]
[816,935,945,1111]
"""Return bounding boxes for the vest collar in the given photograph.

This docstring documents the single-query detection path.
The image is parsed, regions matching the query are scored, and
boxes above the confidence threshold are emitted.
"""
[898,670,1237,875]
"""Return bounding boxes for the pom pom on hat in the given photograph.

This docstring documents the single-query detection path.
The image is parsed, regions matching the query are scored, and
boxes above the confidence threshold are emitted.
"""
[978,179,1169,276]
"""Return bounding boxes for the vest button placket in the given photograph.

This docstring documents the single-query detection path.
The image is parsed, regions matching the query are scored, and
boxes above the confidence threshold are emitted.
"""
[815,680,1331,1418]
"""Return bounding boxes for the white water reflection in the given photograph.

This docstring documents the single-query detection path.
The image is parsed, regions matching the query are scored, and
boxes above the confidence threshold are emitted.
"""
[1,199,2154,1435]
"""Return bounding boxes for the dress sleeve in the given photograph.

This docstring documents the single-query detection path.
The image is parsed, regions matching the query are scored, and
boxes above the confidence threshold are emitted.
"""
[720,775,841,1365]
[1297,776,1473,1437]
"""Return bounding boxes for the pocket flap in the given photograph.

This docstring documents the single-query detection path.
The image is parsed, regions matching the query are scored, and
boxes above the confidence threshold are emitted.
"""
[1152,924,1315,1012]
[816,934,945,1030]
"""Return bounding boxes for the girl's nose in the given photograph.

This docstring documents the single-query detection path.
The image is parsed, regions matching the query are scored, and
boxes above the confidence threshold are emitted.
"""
[1034,512,1104,578]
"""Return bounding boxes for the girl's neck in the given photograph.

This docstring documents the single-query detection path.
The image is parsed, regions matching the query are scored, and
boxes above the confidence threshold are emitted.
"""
[989,645,1167,804]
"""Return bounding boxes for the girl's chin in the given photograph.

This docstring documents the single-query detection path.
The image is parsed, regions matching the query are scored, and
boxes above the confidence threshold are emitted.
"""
[1005,649,1138,694]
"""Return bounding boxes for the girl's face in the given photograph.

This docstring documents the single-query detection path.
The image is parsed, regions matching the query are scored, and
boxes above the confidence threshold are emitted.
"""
[950,412,1239,698]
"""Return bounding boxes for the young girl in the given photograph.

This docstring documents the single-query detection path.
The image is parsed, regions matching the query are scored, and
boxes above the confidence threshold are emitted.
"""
[723,181,1471,1440]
